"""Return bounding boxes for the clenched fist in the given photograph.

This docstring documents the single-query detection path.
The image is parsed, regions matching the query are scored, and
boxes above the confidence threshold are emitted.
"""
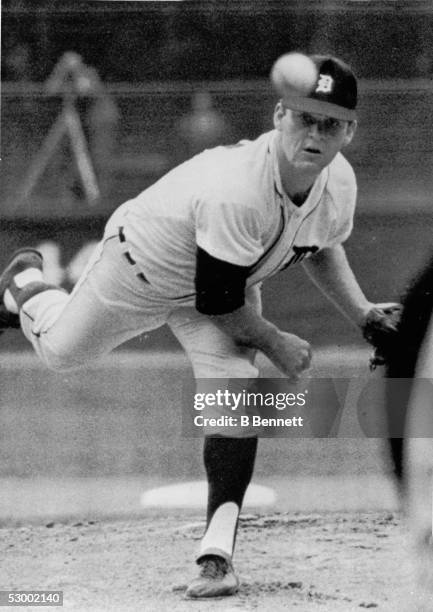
[264,330,312,380]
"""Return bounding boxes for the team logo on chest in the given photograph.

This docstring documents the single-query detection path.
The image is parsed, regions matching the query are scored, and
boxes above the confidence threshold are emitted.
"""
[316,74,334,94]
[281,245,319,271]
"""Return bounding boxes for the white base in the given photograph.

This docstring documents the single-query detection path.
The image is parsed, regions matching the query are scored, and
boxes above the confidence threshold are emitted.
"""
[140,480,276,509]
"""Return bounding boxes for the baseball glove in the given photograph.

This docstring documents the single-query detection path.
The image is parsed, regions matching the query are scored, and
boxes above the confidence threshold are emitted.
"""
[361,302,403,370]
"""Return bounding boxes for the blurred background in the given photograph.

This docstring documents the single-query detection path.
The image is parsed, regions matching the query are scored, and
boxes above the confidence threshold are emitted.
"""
[1,0,432,498]
[0,0,433,345]
[2,0,433,350]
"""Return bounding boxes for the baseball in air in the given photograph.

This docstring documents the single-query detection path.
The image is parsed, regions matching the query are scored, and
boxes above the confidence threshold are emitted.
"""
[270,52,318,97]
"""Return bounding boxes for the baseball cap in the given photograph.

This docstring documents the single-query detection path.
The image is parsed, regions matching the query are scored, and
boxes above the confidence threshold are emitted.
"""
[281,54,357,122]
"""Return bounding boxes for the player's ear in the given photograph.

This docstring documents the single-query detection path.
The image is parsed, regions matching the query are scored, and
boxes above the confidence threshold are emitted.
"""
[342,119,357,147]
[273,101,285,130]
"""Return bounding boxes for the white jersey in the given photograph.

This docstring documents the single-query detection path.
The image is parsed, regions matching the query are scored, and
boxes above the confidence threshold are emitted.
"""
[110,130,357,302]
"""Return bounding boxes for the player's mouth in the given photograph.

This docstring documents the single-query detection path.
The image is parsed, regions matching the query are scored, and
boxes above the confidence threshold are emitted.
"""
[303,146,321,155]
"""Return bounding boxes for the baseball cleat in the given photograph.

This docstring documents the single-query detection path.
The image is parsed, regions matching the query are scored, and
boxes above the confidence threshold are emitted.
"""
[0,248,44,313]
[185,555,239,598]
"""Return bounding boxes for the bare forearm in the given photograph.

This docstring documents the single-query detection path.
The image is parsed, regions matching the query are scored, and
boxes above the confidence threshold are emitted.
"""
[302,244,371,328]
[209,304,311,379]
[210,303,280,353]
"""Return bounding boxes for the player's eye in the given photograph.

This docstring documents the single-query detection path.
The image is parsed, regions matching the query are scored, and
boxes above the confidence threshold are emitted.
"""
[322,118,342,133]
[299,112,316,128]
[298,113,343,135]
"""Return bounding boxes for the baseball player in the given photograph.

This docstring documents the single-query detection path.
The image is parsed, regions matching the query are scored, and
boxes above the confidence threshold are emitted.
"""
[0,53,400,598]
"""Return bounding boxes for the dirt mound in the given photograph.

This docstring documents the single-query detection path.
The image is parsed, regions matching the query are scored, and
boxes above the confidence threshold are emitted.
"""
[0,510,420,611]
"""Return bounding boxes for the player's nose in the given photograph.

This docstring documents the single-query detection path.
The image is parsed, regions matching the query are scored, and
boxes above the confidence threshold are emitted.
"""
[307,123,323,138]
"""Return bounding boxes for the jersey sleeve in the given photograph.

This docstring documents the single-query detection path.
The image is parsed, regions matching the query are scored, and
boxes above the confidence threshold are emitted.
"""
[195,247,251,315]
[195,199,264,266]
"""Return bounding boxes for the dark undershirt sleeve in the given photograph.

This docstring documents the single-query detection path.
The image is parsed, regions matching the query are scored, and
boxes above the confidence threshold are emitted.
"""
[195,247,252,315]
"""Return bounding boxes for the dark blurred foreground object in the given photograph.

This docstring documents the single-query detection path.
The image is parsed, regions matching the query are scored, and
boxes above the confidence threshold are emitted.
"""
[385,252,433,481]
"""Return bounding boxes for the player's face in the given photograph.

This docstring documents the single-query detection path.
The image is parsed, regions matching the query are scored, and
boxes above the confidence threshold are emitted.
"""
[273,102,357,172]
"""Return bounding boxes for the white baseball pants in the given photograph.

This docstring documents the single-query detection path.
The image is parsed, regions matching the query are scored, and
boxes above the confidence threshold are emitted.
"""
[19,226,261,382]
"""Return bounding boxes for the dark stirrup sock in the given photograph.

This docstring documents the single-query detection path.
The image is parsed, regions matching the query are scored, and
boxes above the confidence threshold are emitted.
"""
[197,435,258,561]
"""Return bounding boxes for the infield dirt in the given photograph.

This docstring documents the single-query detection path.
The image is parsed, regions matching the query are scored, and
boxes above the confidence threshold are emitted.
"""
[0,508,425,612]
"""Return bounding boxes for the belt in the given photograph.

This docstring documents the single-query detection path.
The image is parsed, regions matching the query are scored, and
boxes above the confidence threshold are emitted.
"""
[118,226,149,284]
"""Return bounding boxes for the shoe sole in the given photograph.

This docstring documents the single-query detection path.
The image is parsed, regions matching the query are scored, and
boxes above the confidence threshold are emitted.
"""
[184,589,239,600]
[184,581,239,599]
[184,594,238,600]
